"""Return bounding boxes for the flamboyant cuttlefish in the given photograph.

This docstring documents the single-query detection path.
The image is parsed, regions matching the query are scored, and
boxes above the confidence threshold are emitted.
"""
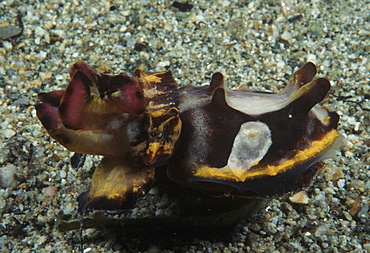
[35,62,342,213]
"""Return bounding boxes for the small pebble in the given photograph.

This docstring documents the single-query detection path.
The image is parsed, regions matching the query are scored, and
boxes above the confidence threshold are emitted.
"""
[289,192,309,204]
[42,186,58,198]
[0,25,22,40]
[60,170,67,179]
[39,72,53,81]
[281,30,293,42]
[0,196,6,210]
[62,202,75,215]
[337,179,346,188]
[2,129,16,139]
[157,61,170,68]
[0,164,18,189]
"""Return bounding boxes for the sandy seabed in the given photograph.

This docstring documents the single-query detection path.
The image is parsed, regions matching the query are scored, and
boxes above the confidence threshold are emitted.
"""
[0,0,369,252]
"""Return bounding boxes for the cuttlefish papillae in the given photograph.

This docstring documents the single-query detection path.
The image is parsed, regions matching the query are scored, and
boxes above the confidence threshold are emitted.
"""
[35,61,342,217]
